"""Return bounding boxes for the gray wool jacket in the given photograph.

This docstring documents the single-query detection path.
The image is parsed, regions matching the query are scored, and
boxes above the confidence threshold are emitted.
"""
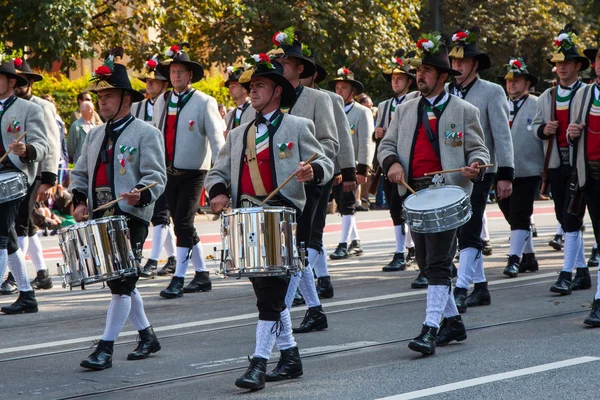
[508,95,545,178]
[378,95,490,196]
[569,85,596,189]
[531,83,588,170]
[30,95,60,185]
[69,117,167,223]
[0,97,48,185]
[132,98,154,122]
[153,89,225,170]
[205,113,334,211]
[446,79,514,180]
[288,86,339,161]
[375,92,420,131]
[320,88,356,180]
[346,101,375,175]
[224,101,256,132]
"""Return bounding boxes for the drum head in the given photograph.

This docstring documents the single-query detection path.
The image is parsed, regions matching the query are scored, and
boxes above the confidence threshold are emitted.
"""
[404,186,467,211]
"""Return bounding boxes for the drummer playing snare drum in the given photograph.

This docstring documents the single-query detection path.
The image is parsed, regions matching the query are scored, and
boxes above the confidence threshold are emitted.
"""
[205,54,333,392]
[69,50,166,371]
[378,35,489,357]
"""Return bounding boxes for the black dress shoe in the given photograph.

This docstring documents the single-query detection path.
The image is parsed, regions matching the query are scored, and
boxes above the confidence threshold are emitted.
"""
[127,326,161,360]
[503,255,520,278]
[265,347,303,382]
[316,276,334,299]
[584,299,600,327]
[482,240,493,256]
[183,271,212,293]
[157,256,177,276]
[436,315,467,346]
[531,224,538,238]
[411,273,428,289]
[406,247,415,263]
[519,253,539,273]
[159,276,185,298]
[292,289,305,306]
[293,306,328,333]
[1,273,18,295]
[454,287,468,314]
[382,253,407,272]
[408,325,438,356]
[1,291,38,314]
[466,282,491,307]
[235,357,267,391]
[80,340,114,370]
[30,269,53,290]
[329,243,348,260]
[588,248,600,267]
[139,259,158,279]
[571,268,592,291]
[347,240,363,256]
[550,271,572,295]
[355,204,369,212]
[549,234,563,251]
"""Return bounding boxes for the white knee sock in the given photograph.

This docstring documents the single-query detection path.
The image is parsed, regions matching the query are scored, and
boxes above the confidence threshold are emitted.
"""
[254,320,277,360]
[405,227,414,248]
[275,308,297,351]
[481,213,490,241]
[164,226,176,258]
[456,247,479,289]
[444,289,459,318]
[575,235,587,269]
[150,224,168,261]
[285,272,301,310]
[8,250,32,291]
[394,225,406,253]
[129,289,151,331]
[307,248,319,267]
[509,230,529,258]
[0,249,7,284]
[595,268,600,300]
[562,231,581,273]
[191,242,206,272]
[349,216,359,241]
[101,294,132,342]
[174,247,191,278]
[18,236,29,254]
[524,230,535,254]
[530,215,535,225]
[556,224,563,235]
[340,215,352,243]
[298,264,320,308]
[424,285,449,329]
[313,246,329,278]
[472,252,487,283]
[28,234,47,272]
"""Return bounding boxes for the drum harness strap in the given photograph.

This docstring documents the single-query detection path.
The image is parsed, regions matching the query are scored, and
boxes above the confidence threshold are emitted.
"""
[420,99,443,162]
[245,123,268,196]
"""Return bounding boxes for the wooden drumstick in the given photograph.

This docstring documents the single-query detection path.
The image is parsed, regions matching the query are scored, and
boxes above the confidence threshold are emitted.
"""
[400,178,418,197]
[0,131,27,164]
[93,182,158,212]
[424,164,494,176]
[260,153,318,206]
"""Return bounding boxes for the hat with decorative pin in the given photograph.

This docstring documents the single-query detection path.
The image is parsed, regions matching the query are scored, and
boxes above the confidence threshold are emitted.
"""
[224,65,248,88]
[497,57,538,86]
[547,24,589,71]
[14,55,43,83]
[138,54,168,82]
[87,47,145,103]
[383,49,416,81]
[238,53,296,108]
[269,27,316,79]
[327,67,364,94]
[0,44,28,87]
[410,32,461,76]
[157,43,204,83]
[583,41,599,65]
[448,27,491,71]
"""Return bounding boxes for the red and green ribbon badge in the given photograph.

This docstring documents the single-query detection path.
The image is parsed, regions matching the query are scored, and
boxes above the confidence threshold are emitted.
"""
[119,145,127,169]
[7,118,20,133]
[279,142,293,152]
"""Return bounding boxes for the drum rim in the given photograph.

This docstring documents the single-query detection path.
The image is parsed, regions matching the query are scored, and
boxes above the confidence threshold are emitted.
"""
[403,185,467,209]
[0,171,26,179]
[91,215,128,224]
[223,206,296,216]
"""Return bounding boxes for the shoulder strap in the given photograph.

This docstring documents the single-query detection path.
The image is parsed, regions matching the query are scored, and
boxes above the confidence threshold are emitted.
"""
[134,101,142,119]
[577,85,592,124]
[158,90,173,132]
[420,102,441,161]
[245,123,268,196]
[378,100,390,128]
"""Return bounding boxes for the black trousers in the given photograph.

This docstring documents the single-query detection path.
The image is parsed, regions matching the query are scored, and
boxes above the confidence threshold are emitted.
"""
[498,176,540,231]
[584,176,600,245]
[458,173,495,251]
[331,183,356,216]
[15,178,41,237]
[382,176,405,226]
[296,184,321,247]
[412,228,457,286]
[106,217,148,296]
[250,276,290,321]
[0,197,24,255]
[165,170,206,248]
[548,166,585,233]
[150,192,171,226]
[308,179,334,251]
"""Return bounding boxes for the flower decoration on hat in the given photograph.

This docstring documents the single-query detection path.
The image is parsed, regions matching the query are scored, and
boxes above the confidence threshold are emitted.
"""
[451,29,477,45]
[13,57,22,68]
[145,55,160,72]
[503,57,527,80]
[239,53,276,83]
[0,43,23,64]
[415,32,442,57]
[336,67,352,77]
[301,44,312,58]
[91,47,124,83]
[272,27,295,48]
[553,31,576,52]
[164,45,181,58]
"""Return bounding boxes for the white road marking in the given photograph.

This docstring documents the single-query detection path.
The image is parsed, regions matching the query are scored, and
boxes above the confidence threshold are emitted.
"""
[375,356,600,400]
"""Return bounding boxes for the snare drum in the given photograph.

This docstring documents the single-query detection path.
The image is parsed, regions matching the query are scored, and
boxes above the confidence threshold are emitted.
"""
[0,171,27,203]
[403,185,472,233]
[218,207,304,278]
[57,216,138,289]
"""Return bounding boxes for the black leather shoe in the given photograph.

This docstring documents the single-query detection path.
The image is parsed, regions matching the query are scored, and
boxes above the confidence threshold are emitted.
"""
[316,276,334,299]
[1,273,18,295]
[588,248,600,267]
[584,299,600,327]
[519,253,539,273]
[329,243,348,260]
[550,271,572,295]
[549,234,563,251]
[406,247,415,263]
[1,291,38,314]
[30,269,53,290]
[382,253,407,272]
[292,289,305,306]
[347,240,363,256]
[157,256,176,276]
[408,325,438,356]
[436,315,467,346]
[127,326,161,360]
[482,240,493,256]
[139,259,157,278]
[144,258,158,271]
[80,340,114,370]
[503,255,520,278]
[411,273,428,289]
[183,271,212,293]
[293,306,328,333]
[454,287,468,314]
[531,224,538,238]
[236,357,267,391]
[466,282,491,308]
[265,346,303,382]
[571,268,592,291]
[159,276,184,298]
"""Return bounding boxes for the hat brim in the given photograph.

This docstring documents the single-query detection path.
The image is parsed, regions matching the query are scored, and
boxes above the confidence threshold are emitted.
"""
[413,59,461,77]
[584,48,599,62]
[382,70,416,82]
[242,72,297,108]
[545,56,590,71]
[1,71,29,87]
[497,72,538,87]
[449,51,491,71]
[18,72,43,83]
[315,63,328,83]
[327,78,364,95]
[87,81,146,103]
[157,61,205,84]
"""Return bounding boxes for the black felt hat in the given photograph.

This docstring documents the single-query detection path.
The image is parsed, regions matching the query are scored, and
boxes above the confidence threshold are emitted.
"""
[583,44,599,64]
[239,55,296,108]
[224,66,246,88]
[157,44,204,83]
[302,46,327,83]
[448,27,491,71]
[138,55,168,83]
[383,49,417,81]
[546,24,589,71]
[327,67,364,95]
[14,58,43,83]
[0,46,29,87]
[496,57,538,86]
[410,33,461,77]
[87,48,145,103]
[270,28,316,79]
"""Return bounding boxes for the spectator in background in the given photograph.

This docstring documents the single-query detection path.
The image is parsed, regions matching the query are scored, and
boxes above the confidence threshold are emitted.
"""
[217,103,227,119]
[67,101,96,165]
[69,91,102,125]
